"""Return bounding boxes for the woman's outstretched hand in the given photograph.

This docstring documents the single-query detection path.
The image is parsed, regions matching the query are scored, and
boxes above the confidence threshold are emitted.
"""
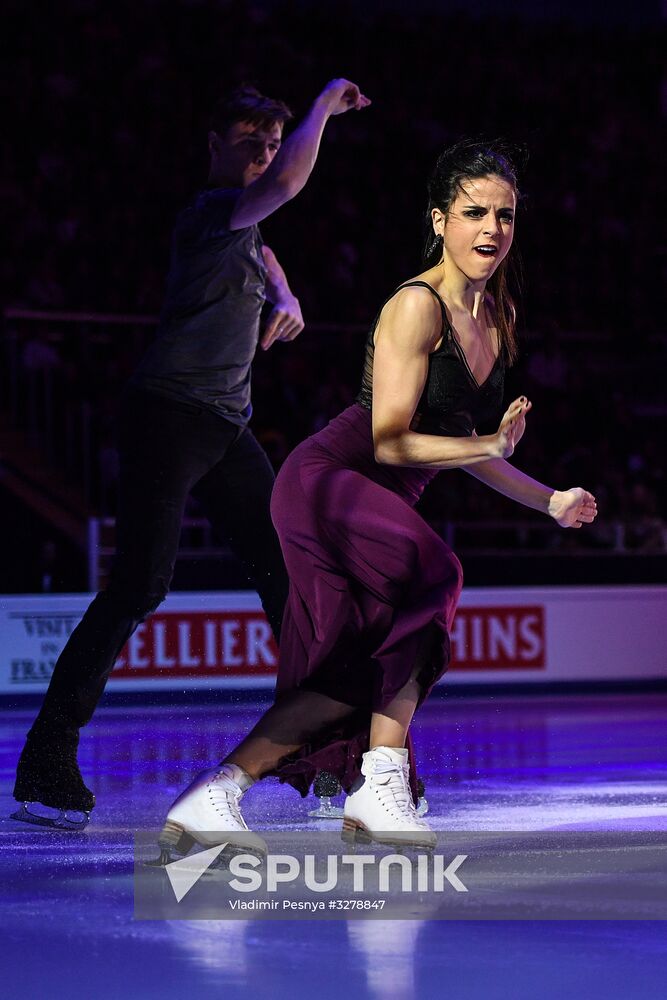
[493,396,532,458]
[548,488,598,528]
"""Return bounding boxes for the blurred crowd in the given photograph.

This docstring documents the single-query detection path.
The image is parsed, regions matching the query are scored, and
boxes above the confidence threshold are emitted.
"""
[3,0,665,553]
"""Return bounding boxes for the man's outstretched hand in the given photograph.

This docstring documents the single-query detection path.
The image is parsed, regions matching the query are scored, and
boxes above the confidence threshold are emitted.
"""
[317,78,371,116]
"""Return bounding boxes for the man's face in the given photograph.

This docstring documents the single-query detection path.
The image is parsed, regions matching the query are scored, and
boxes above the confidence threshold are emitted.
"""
[209,120,283,187]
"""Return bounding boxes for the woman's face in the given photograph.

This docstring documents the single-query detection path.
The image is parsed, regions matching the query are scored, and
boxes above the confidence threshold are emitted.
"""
[433,174,516,282]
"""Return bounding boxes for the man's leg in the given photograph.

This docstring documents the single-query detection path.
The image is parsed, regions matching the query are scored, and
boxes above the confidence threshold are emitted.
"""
[30,468,188,736]
[193,427,288,641]
[14,391,236,816]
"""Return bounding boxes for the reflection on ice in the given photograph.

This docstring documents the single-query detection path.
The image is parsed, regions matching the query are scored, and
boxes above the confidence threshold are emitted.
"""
[167,919,250,978]
[348,920,425,1000]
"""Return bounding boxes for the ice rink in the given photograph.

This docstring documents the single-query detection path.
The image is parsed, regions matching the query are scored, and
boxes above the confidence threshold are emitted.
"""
[2,691,667,999]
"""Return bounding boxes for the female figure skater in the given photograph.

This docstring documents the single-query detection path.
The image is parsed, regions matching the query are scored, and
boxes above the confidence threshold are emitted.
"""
[159,141,598,855]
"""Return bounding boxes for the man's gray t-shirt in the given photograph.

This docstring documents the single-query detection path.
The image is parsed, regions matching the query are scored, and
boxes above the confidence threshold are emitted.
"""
[133,187,266,425]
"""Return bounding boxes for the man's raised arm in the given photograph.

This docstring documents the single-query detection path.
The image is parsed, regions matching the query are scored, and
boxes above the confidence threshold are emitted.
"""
[229,78,371,230]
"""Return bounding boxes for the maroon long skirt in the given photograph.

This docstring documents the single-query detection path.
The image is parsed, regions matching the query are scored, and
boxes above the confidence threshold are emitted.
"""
[268,404,463,800]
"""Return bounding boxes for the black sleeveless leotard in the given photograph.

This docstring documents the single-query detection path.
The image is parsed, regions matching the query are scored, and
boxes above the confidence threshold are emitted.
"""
[356,280,505,436]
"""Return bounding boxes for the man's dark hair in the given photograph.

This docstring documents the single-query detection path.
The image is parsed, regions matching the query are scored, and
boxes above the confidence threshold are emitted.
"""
[209,84,293,137]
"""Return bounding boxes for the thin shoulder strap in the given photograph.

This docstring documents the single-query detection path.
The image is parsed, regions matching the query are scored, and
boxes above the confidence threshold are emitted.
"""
[369,279,449,342]
[392,280,449,328]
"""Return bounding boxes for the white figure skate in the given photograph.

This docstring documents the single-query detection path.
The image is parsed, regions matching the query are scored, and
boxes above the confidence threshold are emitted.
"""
[342,747,437,849]
[157,763,266,864]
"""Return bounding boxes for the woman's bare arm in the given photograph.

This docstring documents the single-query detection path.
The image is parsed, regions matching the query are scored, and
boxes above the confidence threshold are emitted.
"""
[371,286,525,469]
[467,458,597,527]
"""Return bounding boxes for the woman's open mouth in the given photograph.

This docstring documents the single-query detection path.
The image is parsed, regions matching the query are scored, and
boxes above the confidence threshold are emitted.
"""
[473,245,498,258]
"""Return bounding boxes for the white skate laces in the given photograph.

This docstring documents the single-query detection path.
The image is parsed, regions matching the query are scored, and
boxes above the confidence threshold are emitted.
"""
[363,748,424,827]
[342,746,436,847]
[160,761,266,858]
[207,764,252,829]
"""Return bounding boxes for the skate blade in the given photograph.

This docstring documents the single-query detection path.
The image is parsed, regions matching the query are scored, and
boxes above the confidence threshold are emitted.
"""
[203,844,266,880]
[341,818,436,851]
[146,841,267,870]
[308,803,344,819]
[144,848,176,868]
[146,820,197,867]
[341,818,373,845]
[10,801,90,832]
[149,821,267,867]
[157,820,196,856]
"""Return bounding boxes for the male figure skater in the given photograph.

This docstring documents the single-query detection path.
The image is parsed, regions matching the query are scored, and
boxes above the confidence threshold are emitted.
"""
[13,78,371,828]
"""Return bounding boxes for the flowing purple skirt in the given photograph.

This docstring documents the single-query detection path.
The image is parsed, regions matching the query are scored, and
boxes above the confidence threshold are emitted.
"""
[268,404,463,800]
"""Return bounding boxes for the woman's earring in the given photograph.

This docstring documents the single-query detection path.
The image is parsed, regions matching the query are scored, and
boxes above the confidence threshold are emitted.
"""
[430,233,444,255]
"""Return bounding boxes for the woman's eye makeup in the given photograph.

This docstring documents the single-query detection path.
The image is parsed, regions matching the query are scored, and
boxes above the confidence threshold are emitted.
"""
[462,208,514,222]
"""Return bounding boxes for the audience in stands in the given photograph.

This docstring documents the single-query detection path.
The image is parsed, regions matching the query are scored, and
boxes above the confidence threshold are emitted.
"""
[3,0,664,556]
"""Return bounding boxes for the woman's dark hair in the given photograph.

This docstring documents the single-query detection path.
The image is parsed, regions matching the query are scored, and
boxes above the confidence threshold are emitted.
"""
[209,84,293,137]
[424,140,522,365]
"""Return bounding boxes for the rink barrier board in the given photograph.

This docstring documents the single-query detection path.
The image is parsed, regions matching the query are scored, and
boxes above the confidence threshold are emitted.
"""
[0,587,665,693]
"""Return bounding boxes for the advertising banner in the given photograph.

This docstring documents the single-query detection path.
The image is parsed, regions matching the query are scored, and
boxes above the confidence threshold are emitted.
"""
[0,587,665,694]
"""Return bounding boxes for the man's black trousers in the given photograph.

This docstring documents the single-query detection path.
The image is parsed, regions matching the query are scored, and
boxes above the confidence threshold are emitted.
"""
[31,386,288,736]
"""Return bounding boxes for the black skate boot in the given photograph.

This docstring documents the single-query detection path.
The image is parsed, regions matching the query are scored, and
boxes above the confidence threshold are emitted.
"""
[12,729,95,831]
